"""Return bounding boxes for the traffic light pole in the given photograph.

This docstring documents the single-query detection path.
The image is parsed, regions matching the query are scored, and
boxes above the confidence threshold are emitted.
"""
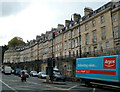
[50,33,55,82]
[46,32,56,83]
[52,38,54,62]
[52,32,56,67]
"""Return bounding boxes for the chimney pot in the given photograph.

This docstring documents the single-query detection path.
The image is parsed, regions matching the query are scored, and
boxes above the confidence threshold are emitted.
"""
[73,13,81,22]
[84,7,93,16]
[65,20,71,27]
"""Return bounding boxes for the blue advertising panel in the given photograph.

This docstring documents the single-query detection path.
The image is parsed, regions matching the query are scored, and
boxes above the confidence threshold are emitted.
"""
[76,55,120,82]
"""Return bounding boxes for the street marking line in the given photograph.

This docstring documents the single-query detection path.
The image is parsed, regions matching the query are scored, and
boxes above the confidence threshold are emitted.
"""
[93,88,96,92]
[0,80,18,92]
[27,80,67,90]
[67,84,80,90]
[45,84,67,90]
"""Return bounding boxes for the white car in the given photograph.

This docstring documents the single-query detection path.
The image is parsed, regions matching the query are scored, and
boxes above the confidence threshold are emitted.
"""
[38,72,47,79]
[3,66,12,74]
[30,71,38,77]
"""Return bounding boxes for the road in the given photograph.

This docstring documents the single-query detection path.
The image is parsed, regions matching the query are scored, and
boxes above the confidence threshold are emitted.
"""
[0,72,118,92]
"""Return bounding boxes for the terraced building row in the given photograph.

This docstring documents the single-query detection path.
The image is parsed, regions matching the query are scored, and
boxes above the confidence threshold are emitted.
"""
[3,1,120,77]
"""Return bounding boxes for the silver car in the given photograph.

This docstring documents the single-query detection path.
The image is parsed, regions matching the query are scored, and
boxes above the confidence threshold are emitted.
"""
[38,72,47,79]
[30,71,38,77]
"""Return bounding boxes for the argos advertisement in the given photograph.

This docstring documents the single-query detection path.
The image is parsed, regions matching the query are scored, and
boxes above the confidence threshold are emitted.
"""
[76,55,120,82]
[104,57,116,69]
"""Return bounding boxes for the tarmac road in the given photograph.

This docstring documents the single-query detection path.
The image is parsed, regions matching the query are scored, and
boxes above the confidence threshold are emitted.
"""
[0,72,118,92]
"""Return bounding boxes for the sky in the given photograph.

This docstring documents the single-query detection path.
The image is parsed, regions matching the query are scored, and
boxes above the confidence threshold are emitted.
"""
[0,0,111,46]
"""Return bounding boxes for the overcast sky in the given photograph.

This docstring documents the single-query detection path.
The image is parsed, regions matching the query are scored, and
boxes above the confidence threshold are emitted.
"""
[0,0,111,46]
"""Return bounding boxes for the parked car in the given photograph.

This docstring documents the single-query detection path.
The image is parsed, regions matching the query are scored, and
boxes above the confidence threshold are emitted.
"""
[30,71,38,77]
[14,68,21,75]
[19,70,29,78]
[38,72,47,79]
[53,71,65,82]
[3,66,12,74]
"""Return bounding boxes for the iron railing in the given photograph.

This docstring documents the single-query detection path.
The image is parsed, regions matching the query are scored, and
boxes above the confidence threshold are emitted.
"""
[55,47,120,60]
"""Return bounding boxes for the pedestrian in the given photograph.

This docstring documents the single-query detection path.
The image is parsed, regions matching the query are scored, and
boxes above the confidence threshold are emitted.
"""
[20,71,26,82]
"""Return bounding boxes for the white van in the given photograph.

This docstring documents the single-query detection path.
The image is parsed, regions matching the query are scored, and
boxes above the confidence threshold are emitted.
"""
[3,66,12,74]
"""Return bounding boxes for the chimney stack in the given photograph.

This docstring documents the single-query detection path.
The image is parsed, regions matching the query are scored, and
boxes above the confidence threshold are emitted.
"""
[65,20,71,27]
[36,35,41,42]
[57,24,64,30]
[84,7,93,16]
[73,13,81,22]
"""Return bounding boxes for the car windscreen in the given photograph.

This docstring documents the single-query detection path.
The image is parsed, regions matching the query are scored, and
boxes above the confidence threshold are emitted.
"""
[41,72,46,75]
[53,71,61,75]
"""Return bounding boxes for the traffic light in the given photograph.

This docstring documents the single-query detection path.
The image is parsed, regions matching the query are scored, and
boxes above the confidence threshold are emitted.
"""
[47,58,55,67]
[46,66,53,76]
[47,58,52,67]
[52,32,56,39]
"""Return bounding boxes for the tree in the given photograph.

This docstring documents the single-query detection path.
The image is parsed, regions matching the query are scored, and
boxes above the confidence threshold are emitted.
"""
[8,37,25,48]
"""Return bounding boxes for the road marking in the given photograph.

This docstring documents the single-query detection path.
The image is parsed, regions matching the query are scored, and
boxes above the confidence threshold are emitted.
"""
[67,84,80,90]
[0,80,18,92]
[27,80,67,90]
[28,80,87,90]
[93,88,96,92]
[45,84,67,90]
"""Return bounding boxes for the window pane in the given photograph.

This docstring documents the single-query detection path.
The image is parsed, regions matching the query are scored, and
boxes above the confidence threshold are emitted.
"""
[100,16,105,23]
[85,24,89,31]
[92,30,97,43]
[85,34,89,45]
[99,43,103,51]
[101,26,106,40]
[113,26,119,38]
[92,20,96,27]
[106,42,110,49]
[112,13,117,22]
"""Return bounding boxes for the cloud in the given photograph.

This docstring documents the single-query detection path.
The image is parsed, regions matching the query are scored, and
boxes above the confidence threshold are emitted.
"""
[0,2,30,17]
[0,0,55,45]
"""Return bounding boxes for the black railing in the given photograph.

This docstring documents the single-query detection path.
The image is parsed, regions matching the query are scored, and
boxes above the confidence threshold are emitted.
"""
[56,47,120,60]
